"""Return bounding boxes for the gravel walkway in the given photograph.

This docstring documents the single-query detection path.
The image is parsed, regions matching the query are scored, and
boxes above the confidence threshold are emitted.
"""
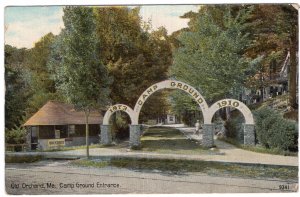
[176,126,298,166]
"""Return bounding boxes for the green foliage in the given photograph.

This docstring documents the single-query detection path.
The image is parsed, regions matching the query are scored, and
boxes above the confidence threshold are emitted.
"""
[94,7,172,120]
[111,112,130,140]
[254,107,298,151]
[24,33,61,117]
[75,157,298,180]
[5,126,27,144]
[219,137,298,156]
[223,110,244,140]
[49,6,112,111]
[47,7,113,156]
[5,45,29,129]
[171,6,259,103]
[71,159,109,168]
[170,6,260,122]
[141,127,213,154]
[6,155,43,163]
[5,33,62,129]
[245,5,298,108]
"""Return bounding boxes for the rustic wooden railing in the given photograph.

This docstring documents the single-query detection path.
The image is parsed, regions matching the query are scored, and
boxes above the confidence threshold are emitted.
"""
[5,144,30,152]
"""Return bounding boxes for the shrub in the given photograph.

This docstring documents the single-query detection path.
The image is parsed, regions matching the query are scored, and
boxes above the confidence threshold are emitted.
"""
[5,126,27,144]
[111,113,130,140]
[224,110,244,140]
[254,107,298,151]
[5,126,28,152]
[5,155,43,163]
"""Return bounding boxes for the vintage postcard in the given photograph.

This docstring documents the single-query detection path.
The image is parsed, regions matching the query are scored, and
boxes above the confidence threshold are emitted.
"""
[3,1,299,195]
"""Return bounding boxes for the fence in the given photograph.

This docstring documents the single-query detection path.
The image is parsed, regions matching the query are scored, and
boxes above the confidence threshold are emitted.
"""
[5,144,29,152]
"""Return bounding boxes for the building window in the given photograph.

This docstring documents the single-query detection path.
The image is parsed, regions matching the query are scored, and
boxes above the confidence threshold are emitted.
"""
[169,116,174,121]
[68,125,75,137]
[38,126,54,139]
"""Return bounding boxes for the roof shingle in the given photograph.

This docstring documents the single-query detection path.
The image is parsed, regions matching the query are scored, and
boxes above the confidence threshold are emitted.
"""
[24,101,103,126]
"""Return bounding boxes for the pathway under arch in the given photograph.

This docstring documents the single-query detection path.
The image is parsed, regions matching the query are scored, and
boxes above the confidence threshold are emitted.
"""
[205,99,255,146]
[100,104,136,145]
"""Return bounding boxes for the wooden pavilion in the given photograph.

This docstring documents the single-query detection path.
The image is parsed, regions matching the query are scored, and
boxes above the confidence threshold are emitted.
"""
[24,101,103,150]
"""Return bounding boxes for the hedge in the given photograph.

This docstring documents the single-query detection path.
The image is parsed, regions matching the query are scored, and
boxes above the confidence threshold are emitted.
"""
[254,107,298,151]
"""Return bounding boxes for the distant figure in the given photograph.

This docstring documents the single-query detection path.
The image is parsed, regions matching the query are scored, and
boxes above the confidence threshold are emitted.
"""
[195,120,200,135]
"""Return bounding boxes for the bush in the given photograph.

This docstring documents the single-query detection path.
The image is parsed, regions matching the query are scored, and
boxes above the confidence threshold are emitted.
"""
[5,126,27,144]
[5,126,28,152]
[111,113,130,140]
[254,107,298,151]
[224,110,244,140]
[5,154,43,163]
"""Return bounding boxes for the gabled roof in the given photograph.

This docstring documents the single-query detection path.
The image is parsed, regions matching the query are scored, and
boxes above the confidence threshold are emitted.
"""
[24,101,103,126]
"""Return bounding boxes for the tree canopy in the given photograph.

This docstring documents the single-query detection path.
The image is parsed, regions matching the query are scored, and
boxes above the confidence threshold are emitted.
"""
[5,5,298,133]
[170,5,260,112]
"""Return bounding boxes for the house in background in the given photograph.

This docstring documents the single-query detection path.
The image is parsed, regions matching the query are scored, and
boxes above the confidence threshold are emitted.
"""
[24,101,103,150]
[240,52,298,105]
[157,114,179,125]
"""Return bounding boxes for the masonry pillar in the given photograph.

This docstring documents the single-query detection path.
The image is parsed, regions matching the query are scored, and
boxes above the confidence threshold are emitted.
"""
[243,124,255,146]
[202,124,214,148]
[130,125,141,148]
[100,125,112,145]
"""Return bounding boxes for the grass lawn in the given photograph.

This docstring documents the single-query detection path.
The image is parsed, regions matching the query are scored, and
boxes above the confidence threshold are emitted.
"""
[219,137,298,157]
[140,127,219,155]
[71,158,298,180]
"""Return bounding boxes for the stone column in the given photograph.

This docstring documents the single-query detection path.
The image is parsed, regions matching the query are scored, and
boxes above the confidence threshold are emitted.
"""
[100,125,112,145]
[202,124,214,148]
[243,124,255,146]
[237,126,244,144]
[130,125,141,148]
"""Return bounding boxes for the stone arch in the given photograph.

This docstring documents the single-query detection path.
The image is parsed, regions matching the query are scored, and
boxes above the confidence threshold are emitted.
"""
[206,99,254,124]
[102,104,136,125]
[101,81,256,148]
[132,80,209,124]
[205,99,255,145]
[101,104,136,145]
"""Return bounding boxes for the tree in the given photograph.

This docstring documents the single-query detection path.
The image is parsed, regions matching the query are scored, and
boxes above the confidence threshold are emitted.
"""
[5,45,28,129]
[94,7,172,125]
[244,5,298,108]
[24,33,62,117]
[274,5,298,109]
[171,6,258,103]
[170,5,260,131]
[49,7,112,157]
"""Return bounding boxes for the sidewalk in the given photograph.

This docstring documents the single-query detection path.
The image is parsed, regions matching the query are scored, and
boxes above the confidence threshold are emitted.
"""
[176,126,298,167]
[6,126,298,167]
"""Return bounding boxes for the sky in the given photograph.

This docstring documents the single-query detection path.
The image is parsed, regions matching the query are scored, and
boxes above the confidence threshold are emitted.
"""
[5,5,199,49]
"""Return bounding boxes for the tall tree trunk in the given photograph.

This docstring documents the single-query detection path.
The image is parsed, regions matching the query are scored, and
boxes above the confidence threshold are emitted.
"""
[289,29,298,109]
[260,88,264,102]
[85,109,90,158]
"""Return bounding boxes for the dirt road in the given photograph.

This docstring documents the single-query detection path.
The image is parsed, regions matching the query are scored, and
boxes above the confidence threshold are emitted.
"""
[5,160,298,194]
